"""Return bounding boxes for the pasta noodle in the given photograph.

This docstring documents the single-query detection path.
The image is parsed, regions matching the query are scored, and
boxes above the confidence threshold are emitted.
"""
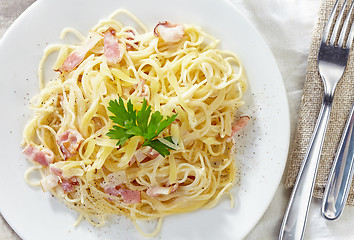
[22,9,247,237]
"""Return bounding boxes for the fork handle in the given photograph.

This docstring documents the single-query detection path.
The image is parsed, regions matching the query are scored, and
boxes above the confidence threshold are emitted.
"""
[321,101,354,220]
[279,97,332,240]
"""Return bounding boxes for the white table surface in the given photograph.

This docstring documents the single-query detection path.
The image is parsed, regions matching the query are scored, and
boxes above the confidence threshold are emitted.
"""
[1,0,354,239]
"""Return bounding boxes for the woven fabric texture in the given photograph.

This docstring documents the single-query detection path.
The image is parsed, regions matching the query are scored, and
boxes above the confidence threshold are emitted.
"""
[285,0,354,203]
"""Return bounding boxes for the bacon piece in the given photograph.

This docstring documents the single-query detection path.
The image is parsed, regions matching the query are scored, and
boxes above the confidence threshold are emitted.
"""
[56,129,84,160]
[40,174,59,192]
[50,166,63,177]
[132,79,150,99]
[125,30,138,51]
[104,187,121,197]
[231,116,250,136]
[61,177,79,193]
[117,189,141,204]
[146,183,179,197]
[129,146,159,166]
[23,145,54,167]
[59,32,102,73]
[147,148,160,159]
[129,156,137,166]
[137,79,150,98]
[49,165,79,193]
[154,21,185,43]
[100,171,140,204]
[103,28,125,65]
[135,149,148,162]
[103,187,141,204]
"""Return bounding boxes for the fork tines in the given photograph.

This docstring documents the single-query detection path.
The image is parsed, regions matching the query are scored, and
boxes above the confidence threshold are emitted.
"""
[322,0,354,49]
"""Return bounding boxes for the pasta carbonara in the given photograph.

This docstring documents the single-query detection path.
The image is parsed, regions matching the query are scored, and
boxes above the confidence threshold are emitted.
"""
[22,9,248,237]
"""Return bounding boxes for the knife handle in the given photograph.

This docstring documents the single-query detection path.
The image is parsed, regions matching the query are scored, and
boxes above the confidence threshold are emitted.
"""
[322,101,354,220]
[279,97,332,240]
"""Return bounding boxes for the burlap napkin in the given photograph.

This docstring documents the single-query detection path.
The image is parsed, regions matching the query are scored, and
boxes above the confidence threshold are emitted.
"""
[285,0,354,203]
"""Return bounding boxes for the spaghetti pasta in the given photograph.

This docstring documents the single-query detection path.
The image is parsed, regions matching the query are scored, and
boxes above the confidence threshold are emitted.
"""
[22,9,247,237]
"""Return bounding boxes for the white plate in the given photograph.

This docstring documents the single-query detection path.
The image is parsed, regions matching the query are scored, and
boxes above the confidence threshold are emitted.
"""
[0,0,290,239]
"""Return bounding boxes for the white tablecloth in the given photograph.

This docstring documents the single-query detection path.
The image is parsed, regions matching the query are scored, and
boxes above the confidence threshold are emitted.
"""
[1,0,354,239]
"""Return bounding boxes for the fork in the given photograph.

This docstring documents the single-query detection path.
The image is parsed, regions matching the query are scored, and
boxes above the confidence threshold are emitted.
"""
[279,0,354,239]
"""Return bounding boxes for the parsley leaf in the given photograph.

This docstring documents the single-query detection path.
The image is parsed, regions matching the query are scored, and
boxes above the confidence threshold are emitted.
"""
[145,139,171,157]
[107,97,178,157]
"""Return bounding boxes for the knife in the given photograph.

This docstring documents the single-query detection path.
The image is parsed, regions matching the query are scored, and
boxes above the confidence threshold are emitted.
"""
[321,101,354,220]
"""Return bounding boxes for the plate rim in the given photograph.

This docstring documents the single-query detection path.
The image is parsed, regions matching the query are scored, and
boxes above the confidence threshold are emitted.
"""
[0,0,290,239]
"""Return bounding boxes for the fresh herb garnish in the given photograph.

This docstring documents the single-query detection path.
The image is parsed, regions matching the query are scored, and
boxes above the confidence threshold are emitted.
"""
[107,97,178,157]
